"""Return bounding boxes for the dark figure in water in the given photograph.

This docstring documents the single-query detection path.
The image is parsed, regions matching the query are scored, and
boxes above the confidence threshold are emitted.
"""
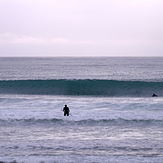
[152,93,158,97]
[63,105,70,116]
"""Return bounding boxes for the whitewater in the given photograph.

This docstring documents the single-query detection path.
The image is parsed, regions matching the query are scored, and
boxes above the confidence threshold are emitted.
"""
[0,57,163,163]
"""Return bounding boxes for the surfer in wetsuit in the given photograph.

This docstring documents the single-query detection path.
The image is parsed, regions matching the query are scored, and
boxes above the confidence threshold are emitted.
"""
[152,93,158,97]
[63,105,70,116]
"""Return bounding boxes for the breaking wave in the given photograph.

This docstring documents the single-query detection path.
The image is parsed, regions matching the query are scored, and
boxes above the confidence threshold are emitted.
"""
[0,118,163,126]
[0,79,162,97]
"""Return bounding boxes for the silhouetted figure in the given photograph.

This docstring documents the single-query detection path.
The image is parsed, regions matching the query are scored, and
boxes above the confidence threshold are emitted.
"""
[63,105,70,116]
[152,93,158,97]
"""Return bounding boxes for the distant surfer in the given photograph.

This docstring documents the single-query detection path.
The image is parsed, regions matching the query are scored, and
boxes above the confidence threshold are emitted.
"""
[62,105,70,116]
[152,93,158,97]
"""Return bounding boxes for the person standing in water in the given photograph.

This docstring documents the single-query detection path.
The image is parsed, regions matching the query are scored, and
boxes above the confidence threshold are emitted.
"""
[63,105,70,116]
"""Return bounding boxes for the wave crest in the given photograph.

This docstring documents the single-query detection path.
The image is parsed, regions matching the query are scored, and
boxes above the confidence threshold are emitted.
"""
[0,79,162,97]
[0,118,163,126]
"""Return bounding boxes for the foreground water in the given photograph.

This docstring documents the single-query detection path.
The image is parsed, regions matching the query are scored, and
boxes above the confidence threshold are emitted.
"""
[0,57,163,163]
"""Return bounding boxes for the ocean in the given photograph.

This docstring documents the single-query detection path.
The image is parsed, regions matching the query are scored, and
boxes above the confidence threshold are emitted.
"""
[0,57,163,163]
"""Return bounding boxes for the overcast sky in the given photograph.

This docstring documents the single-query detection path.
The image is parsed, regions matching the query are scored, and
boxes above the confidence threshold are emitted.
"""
[0,0,163,57]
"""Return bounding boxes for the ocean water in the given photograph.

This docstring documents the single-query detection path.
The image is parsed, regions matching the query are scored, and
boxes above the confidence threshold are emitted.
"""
[0,57,163,163]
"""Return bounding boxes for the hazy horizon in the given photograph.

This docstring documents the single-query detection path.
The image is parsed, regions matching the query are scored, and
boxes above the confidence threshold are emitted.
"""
[0,0,163,57]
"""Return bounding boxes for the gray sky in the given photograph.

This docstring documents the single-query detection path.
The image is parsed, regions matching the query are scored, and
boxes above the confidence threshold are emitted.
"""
[0,0,163,57]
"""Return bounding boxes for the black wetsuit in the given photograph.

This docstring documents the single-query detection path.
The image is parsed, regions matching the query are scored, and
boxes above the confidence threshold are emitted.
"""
[63,106,70,116]
[152,94,158,97]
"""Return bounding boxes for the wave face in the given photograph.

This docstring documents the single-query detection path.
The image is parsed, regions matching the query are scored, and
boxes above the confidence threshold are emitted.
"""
[0,79,162,97]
